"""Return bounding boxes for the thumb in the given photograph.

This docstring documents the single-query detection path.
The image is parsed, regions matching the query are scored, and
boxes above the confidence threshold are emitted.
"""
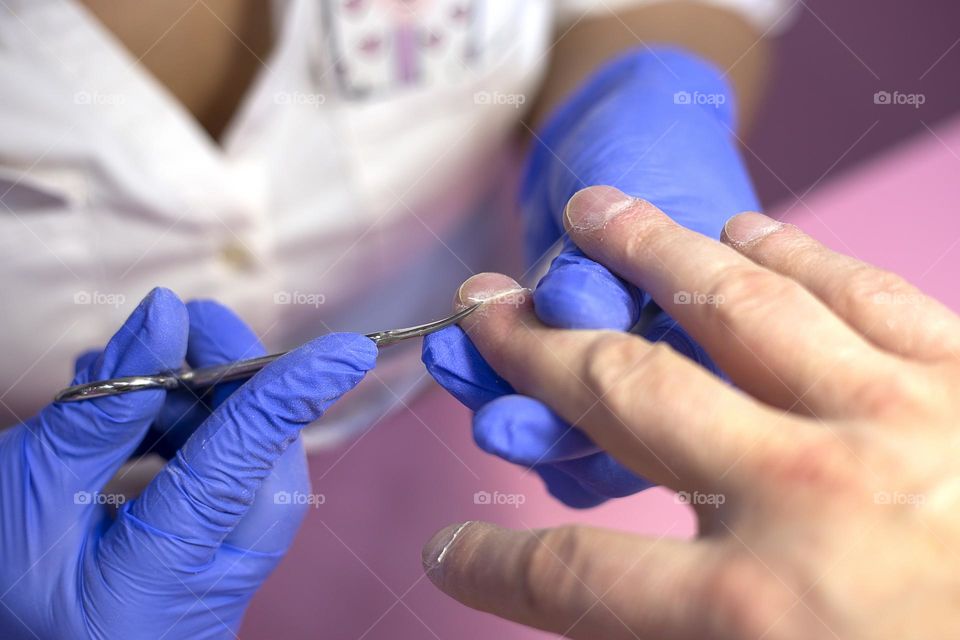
[27,287,188,494]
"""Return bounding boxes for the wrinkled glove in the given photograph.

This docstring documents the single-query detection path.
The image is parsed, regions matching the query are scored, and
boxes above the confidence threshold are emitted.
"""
[424,47,759,507]
[0,288,376,639]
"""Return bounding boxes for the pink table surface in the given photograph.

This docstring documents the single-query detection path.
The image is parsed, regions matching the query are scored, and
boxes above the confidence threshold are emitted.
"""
[240,114,960,639]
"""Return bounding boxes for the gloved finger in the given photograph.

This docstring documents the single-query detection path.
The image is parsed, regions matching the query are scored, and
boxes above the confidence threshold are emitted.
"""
[525,52,756,337]
[73,349,101,376]
[184,299,267,407]
[110,333,376,567]
[140,300,270,459]
[476,394,651,505]
[181,300,310,554]
[28,288,188,495]
[473,394,599,465]
[535,465,608,509]
[521,47,735,261]
[525,51,746,245]
[422,325,513,411]
[225,439,309,553]
[134,388,203,459]
[533,239,642,330]
[552,453,654,499]
[422,521,711,639]
[541,53,744,234]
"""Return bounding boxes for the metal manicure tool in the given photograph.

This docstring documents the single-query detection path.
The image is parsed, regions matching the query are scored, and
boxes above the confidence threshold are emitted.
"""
[54,303,481,402]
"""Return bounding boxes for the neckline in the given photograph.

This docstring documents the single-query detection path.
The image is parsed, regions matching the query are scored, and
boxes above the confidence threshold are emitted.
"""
[66,0,285,157]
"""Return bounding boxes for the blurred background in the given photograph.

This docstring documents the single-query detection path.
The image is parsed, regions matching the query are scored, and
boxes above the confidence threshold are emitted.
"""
[748,0,960,206]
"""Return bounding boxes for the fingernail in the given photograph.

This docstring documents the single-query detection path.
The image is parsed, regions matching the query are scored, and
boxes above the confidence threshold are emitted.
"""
[722,212,782,246]
[456,273,529,309]
[422,521,474,575]
[564,185,635,231]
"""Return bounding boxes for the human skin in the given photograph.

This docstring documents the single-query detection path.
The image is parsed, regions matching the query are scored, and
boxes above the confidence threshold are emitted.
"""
[531,1,770,128]
[80,0,768,139]
[422,185,960,640]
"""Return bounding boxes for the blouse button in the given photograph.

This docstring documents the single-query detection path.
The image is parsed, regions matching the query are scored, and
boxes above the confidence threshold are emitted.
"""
[219,242,257,271]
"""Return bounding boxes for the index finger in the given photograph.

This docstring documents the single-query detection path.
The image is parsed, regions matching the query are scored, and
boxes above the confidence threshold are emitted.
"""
[454,273,798,493]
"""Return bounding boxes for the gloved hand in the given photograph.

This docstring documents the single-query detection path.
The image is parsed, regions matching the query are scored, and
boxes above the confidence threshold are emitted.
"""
[424,47,759,507]
[0,288,377,639]
[74,299,275,461]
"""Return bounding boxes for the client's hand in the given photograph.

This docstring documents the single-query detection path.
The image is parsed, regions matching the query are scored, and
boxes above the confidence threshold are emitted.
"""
[422,186,960,640]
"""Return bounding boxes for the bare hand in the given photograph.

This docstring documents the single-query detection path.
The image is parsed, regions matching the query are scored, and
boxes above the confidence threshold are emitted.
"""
[422,186,960,640]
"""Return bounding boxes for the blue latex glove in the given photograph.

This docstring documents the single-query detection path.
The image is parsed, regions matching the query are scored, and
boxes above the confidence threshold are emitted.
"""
[424,47,759,507]
[0,288,376,639]
[76,300,274,461]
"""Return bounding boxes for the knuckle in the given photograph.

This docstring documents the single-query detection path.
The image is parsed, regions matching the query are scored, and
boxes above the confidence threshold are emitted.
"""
[701,553,793,639]
[582,333,651,396]
[582,335,679,410]
[166,456,247,526]
[519,526,591,618]
[707,266,806,328]
[847,366,931,419]
[833,266,911,314]
[745,428,863,496]
[615,341,682,401]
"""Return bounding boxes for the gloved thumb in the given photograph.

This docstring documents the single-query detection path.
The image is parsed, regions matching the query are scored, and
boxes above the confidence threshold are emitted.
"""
[28,287,188,494]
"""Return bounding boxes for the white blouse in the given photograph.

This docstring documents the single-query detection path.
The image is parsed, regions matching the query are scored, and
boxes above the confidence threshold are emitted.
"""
[0,0,792,448]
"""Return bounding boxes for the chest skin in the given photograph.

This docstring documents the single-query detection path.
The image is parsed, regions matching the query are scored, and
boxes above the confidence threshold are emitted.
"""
[80,0,273,141]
